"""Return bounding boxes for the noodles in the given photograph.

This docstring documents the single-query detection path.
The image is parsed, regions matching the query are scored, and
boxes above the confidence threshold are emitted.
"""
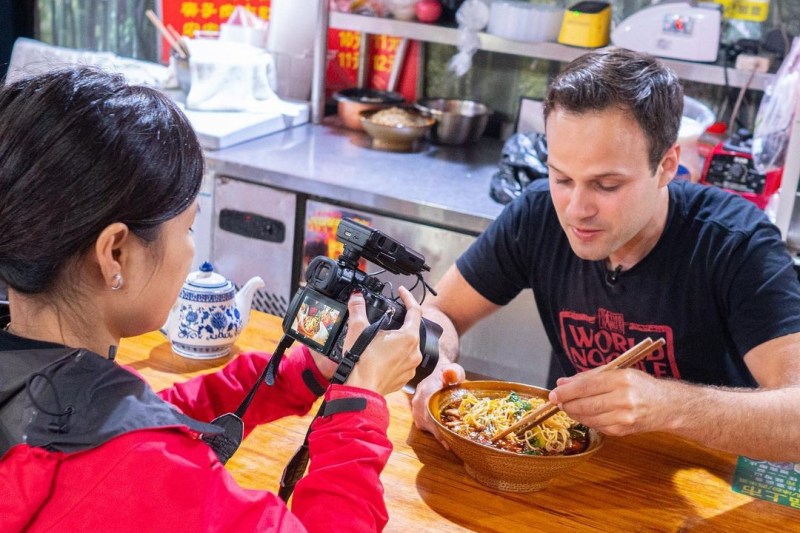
[440,391,589,455]
[367,107,431,128]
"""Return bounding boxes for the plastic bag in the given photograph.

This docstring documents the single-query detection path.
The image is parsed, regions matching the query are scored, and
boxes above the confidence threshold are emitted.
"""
[447,0,489,77]
[752,37,800,174]
[490,133,548,204]
[219,6,268,48]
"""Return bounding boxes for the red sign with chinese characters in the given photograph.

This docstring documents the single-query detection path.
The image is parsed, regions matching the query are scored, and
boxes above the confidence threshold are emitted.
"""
[326,30,419,100]
[161,0,271,48]
[160,1,417,101]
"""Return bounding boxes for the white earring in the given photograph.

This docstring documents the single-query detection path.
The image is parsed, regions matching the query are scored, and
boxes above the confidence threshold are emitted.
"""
[111,273,124,291]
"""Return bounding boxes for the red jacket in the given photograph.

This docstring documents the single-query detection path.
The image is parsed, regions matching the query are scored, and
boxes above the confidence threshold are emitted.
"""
[0,345,391,532]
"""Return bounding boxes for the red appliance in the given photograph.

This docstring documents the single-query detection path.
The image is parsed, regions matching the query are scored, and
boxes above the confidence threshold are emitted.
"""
[699,129,783,210]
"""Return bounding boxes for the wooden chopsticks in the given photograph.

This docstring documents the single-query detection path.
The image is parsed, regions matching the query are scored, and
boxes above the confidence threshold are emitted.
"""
[167,24,191,58]
[491,337,666,442]
[145,9,188,59]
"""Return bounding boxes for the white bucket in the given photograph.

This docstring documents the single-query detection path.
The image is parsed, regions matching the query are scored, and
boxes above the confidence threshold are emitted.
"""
[265,0,318,101]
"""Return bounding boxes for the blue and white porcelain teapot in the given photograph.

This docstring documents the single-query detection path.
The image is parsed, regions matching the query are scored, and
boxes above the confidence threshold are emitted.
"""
[161,261,265,359]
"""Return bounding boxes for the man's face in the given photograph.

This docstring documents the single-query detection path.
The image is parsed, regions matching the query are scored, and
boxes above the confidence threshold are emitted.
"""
[546,107,677,264]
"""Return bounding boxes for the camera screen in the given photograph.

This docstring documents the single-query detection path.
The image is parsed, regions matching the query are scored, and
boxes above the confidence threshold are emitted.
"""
[287,290,347,353]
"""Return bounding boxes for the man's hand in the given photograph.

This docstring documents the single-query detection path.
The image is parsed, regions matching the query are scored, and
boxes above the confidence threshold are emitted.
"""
[411,362,466,449]
[548,368,674,436]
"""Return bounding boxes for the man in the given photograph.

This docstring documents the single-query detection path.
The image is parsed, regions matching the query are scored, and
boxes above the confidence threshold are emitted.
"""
[412,48,800,462]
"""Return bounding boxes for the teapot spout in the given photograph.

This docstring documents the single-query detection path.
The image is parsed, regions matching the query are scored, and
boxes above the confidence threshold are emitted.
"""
[160,301,180,338]
[235,276,266,327]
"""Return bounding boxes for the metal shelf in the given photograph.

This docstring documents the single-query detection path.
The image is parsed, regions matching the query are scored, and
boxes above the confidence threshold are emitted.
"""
[329,12,775,91]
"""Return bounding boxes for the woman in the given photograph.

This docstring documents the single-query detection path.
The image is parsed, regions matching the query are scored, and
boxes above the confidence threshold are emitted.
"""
[0,68,423,531]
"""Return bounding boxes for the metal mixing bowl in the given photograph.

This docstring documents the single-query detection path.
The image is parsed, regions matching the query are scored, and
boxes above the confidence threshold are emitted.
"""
[416,98,491,145]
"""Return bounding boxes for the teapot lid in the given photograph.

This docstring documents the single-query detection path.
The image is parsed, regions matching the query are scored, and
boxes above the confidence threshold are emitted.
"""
[186,261,230,289]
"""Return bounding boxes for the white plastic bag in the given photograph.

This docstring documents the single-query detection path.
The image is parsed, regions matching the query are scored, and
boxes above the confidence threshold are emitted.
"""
[752,37,800,174]
[447,0,490,77]
[219,5,268,48]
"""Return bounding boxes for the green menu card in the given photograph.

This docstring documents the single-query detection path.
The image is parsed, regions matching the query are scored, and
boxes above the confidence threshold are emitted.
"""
[732,456,800,509]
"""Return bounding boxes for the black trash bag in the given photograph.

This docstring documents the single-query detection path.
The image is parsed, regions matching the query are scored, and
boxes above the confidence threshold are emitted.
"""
[490,132,548,204]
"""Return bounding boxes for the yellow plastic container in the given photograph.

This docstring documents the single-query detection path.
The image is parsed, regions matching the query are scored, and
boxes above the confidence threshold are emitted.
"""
[708,0,736,18]
[732,0,769,22]
[709,0,768,21]
[558,1,611,48]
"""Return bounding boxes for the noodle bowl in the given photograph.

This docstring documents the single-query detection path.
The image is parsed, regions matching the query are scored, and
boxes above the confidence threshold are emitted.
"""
[440,391,589,456]
[428,381,604,492]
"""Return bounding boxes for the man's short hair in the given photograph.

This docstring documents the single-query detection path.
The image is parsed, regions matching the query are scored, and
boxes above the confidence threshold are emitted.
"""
[543,48,684,172]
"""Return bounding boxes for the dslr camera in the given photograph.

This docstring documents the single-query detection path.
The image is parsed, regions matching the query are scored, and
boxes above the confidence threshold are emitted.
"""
[282,218,441,375]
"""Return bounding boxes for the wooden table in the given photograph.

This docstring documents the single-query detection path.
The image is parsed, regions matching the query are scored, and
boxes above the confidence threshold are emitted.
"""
[119,312,799,532]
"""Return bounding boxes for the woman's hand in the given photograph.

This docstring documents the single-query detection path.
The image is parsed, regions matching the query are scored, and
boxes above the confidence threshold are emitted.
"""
[309,348,340,380]
[345,287,423,396]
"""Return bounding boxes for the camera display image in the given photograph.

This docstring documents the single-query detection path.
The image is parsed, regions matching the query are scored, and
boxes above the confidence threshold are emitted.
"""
[289,292,345,352]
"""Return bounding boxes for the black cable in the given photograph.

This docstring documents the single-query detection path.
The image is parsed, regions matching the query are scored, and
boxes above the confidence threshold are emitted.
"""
[26,371,74,434]
[384,281,396,300]
[406,277,420,293]
[26,373,72,417]
[419,274,437,299]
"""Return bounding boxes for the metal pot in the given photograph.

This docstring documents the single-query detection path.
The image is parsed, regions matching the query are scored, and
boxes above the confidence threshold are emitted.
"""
[173,52,191,95]
[416,98,491,145]
[334,88,405,131]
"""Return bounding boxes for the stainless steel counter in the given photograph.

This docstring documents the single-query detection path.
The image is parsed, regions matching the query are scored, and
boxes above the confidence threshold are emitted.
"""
[205,121,506,235]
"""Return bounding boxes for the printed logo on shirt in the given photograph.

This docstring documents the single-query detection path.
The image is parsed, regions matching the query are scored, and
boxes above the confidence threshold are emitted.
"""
[559,308,680,379]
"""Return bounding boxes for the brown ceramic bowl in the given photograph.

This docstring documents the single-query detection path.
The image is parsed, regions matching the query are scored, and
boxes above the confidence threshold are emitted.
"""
[334,88,405,131]
[428,380,605,492]
[359,107,435,152]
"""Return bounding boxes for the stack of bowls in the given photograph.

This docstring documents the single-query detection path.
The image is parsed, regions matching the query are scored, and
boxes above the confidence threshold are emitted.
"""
[415,98,491,145]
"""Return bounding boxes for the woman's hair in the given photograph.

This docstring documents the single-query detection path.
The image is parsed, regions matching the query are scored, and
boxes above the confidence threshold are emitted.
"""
[543,48,684,173]
[0,67,203,294]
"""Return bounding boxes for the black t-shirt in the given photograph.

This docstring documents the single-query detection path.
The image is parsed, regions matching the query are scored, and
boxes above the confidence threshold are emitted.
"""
[457,179,800,387]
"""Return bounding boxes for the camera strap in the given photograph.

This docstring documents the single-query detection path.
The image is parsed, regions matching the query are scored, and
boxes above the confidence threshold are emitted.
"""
[232,335,294,420]
[199,336,296,464]
[331,312,389,385]
[278,312,390,502]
